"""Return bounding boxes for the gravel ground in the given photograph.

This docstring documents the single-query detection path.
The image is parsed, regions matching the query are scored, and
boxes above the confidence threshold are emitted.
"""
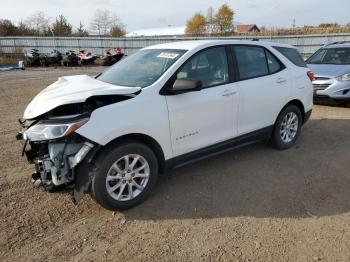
[0,67,350,262]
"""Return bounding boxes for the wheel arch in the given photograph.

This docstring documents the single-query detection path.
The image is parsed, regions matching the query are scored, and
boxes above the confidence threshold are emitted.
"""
[280,99,306,123]
[93,133,167,174]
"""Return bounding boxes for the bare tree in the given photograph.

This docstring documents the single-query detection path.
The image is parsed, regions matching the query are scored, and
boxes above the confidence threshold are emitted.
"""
[90,9,120,36]
[72,21,89,37]
[26,11,51,35]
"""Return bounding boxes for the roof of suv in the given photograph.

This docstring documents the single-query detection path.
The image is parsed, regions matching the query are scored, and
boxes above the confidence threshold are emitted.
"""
[143,39,295,51]
[324,42,350,49]
[325,44,350,49]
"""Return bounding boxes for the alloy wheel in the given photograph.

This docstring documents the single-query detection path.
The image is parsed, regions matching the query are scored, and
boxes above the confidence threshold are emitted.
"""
[105,154,150,201]
[280,112,299,143]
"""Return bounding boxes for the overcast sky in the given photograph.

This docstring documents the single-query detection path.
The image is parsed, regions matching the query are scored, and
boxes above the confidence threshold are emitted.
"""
[0,0,349,32]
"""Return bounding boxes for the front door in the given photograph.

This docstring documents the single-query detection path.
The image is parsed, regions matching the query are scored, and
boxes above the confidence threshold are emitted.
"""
[165,46,239,157]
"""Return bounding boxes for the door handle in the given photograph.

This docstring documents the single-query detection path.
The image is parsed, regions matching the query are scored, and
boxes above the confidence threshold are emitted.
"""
[276,78,287,84]
[222,91,237,97]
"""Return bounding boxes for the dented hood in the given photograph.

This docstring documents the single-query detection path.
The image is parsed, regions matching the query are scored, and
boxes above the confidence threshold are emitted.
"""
[23,75,141,119]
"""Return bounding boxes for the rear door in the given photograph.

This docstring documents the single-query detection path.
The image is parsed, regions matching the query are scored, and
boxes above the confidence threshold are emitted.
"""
[231,45,291,135]
[164,46,239,157]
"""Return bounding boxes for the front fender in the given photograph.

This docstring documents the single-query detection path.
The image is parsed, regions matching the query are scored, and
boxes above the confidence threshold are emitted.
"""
[76,89,173,160]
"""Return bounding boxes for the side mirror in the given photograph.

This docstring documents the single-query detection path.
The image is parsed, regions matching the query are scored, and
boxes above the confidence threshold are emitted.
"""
[165,79,202,95]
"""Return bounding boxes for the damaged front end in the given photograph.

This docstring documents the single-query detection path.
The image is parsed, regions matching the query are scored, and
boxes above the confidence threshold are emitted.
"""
[17,94,134,203]
[17,115,98,203]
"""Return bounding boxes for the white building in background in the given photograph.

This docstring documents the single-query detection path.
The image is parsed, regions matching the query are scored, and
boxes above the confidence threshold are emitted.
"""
[125,22,243,37]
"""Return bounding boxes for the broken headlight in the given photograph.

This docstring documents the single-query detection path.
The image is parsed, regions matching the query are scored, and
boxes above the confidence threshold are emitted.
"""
[25,117,89,141]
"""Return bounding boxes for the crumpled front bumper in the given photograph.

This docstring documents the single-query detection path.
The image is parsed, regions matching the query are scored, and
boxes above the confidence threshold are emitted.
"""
[17,131,98,202]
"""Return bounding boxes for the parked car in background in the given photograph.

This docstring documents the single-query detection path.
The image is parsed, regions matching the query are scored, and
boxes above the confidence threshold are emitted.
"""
[307,41,350,103]
[17,40,313,210]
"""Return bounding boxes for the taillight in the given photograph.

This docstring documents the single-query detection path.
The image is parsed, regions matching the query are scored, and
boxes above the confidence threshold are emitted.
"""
[307,71,315,82]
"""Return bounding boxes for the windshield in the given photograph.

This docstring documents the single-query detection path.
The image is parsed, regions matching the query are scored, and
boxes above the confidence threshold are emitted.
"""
[307,48,350,65]
[98,49,187,87]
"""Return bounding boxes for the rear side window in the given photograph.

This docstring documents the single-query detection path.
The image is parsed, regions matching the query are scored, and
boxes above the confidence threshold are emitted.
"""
[266,51,282,74]
[233,46,269,79]
[273,46,307,67]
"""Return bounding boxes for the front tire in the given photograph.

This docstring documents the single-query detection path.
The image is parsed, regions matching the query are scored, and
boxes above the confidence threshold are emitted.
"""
[271,105,302,150]
[90,141,158,210]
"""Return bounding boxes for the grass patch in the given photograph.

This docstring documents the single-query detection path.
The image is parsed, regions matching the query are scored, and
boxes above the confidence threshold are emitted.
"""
[0,53,25,66]
[0,46,24,66]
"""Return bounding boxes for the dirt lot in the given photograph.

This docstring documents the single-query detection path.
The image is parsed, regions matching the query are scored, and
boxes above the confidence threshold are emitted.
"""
[0,67,350,262]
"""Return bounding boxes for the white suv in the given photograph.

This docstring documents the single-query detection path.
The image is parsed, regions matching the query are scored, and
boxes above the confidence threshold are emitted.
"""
[17,40,313,210]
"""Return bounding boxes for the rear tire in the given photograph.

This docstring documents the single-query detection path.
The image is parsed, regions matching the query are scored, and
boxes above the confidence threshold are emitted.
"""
[90,141,158,210]
[271,105,302,150]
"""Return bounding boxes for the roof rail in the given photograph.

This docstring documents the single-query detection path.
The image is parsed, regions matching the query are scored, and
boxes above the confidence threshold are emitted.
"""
[324,41,350,47]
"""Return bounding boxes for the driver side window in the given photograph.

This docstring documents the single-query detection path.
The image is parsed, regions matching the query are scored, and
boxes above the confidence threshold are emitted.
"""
[176,47,229,88]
